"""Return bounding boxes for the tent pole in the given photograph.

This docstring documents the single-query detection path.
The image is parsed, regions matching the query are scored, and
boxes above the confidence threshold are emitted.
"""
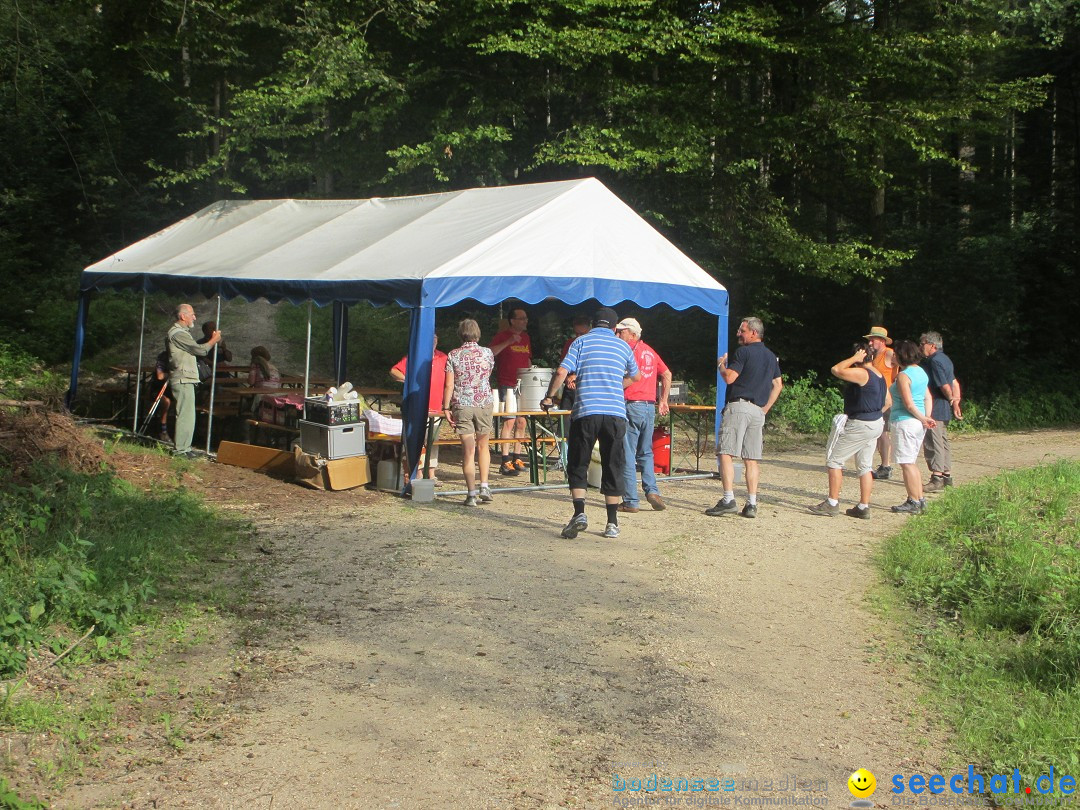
[132,291,147,434]
[205,296,222,455]
[402,305,436,491]
[304,300,313,400]
[714,311,729,472]
[65,291,92,410]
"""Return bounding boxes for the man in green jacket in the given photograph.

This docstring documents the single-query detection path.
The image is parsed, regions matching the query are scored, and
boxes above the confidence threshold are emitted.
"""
[167,304,221,457]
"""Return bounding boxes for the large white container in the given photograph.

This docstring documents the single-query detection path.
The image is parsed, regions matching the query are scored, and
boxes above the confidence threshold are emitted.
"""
[516,367,555,412]
[377,459,402,492]
[587,441,602,488]
[411,478,436,503]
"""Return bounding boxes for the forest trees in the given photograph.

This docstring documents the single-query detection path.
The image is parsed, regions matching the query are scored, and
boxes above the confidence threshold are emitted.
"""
[2,0,1077,391]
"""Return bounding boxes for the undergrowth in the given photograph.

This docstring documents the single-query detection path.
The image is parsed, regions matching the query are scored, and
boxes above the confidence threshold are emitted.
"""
[0,459,250,676]
[878,461,1080,784]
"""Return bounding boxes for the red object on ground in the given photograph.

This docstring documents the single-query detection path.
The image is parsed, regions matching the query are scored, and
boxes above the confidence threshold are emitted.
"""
[653,427,671,475]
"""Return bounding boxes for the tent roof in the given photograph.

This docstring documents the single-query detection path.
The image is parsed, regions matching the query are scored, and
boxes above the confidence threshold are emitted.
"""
[81,177,726,314]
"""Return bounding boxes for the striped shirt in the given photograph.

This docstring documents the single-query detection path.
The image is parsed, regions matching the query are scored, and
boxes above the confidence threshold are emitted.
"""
[561,328,639,419]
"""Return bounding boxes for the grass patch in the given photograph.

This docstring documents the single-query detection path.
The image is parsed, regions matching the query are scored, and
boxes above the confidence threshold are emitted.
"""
[878,461,1080,782]
[0,459,251,676]
[0,455,266,802]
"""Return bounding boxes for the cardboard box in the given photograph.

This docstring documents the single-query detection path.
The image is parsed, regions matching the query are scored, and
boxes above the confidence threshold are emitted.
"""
[293,448,370,490]
[299,419,366,459]
[325,455,370,490]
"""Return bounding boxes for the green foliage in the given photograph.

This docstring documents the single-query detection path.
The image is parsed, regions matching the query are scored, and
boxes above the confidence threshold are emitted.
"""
[0,460,247,677]
[2,0,1079,400]
[980,388,1080,431]
[0,777,46,810]
[0,342,66,405]
[767,372,844,436]
[275,301,413,385]
[878,461,1080,778]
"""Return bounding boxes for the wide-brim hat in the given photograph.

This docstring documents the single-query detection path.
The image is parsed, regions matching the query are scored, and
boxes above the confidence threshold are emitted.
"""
[863,326,892,345]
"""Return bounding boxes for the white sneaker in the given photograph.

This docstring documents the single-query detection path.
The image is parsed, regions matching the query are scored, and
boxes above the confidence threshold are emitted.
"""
[478,486,493,503]
[603,522,620,539]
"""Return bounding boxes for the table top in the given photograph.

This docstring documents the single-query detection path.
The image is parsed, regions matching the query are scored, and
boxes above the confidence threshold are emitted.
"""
[670,404,716,413]
[111,363,248,375]
[496,409,572,417]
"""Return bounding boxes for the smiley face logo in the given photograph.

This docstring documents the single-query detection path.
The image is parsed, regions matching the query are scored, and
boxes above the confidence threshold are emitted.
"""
[848,768,876,798]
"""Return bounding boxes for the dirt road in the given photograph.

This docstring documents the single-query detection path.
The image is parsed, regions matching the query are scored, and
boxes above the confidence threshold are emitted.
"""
[59,429,1080,809]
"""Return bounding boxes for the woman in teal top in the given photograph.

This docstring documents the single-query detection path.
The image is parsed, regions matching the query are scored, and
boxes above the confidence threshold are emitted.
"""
[888,340,937,514]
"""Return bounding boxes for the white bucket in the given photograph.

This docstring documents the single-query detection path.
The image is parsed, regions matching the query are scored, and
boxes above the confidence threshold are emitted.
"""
[516,367,554,412]
[587,441,602,488]
[411,478,436,503]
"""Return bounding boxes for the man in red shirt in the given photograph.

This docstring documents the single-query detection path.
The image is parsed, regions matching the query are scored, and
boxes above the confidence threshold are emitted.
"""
[490,306,532,476]
[390,335,448,481]
[616,317,672,511]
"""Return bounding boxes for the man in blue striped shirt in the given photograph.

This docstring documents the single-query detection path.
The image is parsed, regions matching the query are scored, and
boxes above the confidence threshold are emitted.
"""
[541,308,641,539]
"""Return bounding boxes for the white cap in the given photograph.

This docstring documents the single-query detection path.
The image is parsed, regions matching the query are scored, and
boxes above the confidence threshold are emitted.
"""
[615,317,642,337]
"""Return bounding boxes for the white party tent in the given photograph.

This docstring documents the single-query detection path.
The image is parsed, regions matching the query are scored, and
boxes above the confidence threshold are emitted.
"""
[72,177,729,481]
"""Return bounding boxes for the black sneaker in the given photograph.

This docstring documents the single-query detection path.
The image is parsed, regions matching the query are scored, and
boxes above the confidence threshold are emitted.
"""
[705,498,738,517]
[871,465,892,480]
[560,513,588,539]
[891,498,924,514]
[846,505,871,520]
[808,500,840,517]
[500,460,519,477]
[740,503,757,519]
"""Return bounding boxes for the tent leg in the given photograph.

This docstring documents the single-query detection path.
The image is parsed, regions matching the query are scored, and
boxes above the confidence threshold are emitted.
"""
[205,296,222,455]
[401,306,436,491]
[66,291,92,410]
[133,291,148,434]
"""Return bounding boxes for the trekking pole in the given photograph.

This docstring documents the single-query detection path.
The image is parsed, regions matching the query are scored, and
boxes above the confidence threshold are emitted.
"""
[139,381,169,436]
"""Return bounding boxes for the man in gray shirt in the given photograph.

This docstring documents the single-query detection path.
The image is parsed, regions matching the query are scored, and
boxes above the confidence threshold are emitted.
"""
[167,303,221,457]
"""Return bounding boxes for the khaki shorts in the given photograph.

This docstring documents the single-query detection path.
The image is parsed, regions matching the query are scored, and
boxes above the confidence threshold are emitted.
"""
[718,400,765,460]
[826,417,884,476]
[453,404,493,436]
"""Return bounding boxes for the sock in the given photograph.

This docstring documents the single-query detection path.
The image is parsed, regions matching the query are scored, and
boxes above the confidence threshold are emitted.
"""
[468,490,478,496]
[724,490,735,502]
[747,494,758,506]
[606,503,619,525]
[573,498,586,517]
[480,482,489,488]
[827,497,839,507]
[502,455,511,465]
[858,503,868,510]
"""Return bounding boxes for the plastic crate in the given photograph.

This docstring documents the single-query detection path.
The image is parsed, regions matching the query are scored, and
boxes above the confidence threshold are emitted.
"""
[666,380,689,405]
[299,420,366,459]
[304,397,360,426]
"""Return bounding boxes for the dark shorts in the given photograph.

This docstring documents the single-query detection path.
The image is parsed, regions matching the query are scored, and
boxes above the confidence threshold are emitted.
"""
[566,414,627,496]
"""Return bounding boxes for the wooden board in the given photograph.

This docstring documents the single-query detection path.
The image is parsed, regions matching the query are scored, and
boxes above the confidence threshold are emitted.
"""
[216,441,295,475]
